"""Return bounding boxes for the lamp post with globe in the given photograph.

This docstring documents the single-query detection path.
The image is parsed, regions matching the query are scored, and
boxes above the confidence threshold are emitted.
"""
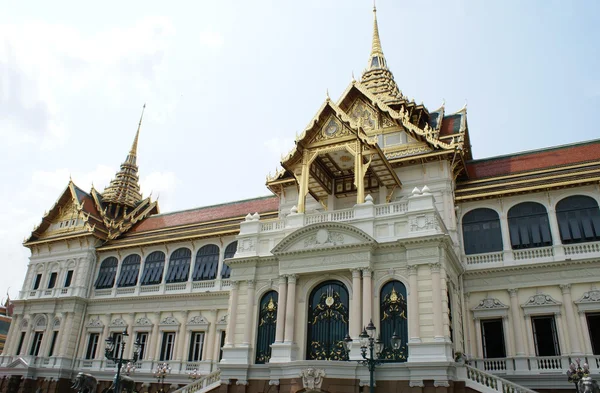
[154,362,172,392]
[104,329,141,393]
[343,320,402,393]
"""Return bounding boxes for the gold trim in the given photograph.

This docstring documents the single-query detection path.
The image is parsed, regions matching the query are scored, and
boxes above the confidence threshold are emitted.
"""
[455,176,600,201]
[98,229,240,251]
[458,161,600,186]
[456,168,600,194]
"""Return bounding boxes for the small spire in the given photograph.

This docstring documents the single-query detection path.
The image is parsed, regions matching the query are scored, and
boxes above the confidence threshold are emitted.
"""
[130,103,146,156]
[371,2,384,58]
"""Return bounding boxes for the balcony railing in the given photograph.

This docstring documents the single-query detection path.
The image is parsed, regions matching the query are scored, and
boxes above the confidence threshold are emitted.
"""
[470,355,599,375]
[90,279,230,299]
[465,241,600,270]
[20,286,86,300]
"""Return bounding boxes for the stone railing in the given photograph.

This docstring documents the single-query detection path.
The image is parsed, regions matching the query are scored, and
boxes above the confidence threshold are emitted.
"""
[458,365,536,393]
[172,370,221,393]
[470,355,600,375]
[465,241,600,271]
[20,286,86,300]
[91,279,230,299]
[304,208,355,225]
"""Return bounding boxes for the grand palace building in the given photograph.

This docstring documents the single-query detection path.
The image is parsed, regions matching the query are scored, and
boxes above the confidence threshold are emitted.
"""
[1,6,600,393]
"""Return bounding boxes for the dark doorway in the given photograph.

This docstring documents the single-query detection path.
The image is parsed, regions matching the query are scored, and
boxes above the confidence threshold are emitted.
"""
[481,319,506,358]
[587,313,600,355]
[532,315,560,356]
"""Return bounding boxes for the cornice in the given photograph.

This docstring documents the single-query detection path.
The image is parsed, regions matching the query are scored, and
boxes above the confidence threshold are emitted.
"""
[88,290,231,304]
[464,256,600,277]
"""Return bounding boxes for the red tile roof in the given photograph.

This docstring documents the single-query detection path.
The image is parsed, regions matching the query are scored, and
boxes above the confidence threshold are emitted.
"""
[466,140,600,179]
[129,196,279,233]
[439,115,461,137]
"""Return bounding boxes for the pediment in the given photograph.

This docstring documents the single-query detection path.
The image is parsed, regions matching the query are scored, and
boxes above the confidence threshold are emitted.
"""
[272,222,376,255]
[7,357,29,369]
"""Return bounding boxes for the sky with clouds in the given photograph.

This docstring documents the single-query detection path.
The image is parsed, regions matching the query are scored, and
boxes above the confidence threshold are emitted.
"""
[1,0,599,301]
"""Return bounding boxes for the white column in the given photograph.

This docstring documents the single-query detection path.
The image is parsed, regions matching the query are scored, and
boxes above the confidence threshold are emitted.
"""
[579,311,594,354]
[4,314,20,355]
[148,312,161,362]
[547,207,563,248]
[204,310,217,361]
[225,281,239,345]
[59,312,75,357]
[508,289,526,356]
[408,265,420,341]
[430,263,444,339]
[274,276,287,343]
[351,269,362,338]
[243,280,256,345]
[176,311,188,361]
[40,314,54,357]
[502,316,513,357]
[525,316,536,355]
[124,313,135,358]
[362,268,373,327]
[474,318,483,358]
[560,284,582,355]
[284,275,297,343]
[555,312,568,355]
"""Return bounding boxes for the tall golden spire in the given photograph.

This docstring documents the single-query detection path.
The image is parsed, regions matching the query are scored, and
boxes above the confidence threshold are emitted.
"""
[361,3,403,105]
[102,105,145,207]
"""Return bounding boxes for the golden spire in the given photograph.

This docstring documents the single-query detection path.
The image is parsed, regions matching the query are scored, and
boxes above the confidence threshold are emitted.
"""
[360,3,403,105]
[101,105,145,208]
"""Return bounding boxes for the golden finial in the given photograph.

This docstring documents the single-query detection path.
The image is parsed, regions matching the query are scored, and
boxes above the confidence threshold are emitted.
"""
[130,103,146,156]
[371,1,384,58]
[326,89,330,100]
[351,71,355,82]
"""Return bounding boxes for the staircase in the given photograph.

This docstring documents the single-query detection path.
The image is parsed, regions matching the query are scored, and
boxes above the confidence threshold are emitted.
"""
[172,370,221,393]
[457,365,537,393]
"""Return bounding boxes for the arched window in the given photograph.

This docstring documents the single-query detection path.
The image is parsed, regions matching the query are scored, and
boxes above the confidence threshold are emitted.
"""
[462,208,503,255]
[306,280,349,361]
[140,251,165,285]
[95,257,118,289]
[379,280,408,362]
[556,196,600,244]
[222,242,237,279]
[166,248,191,283]
[117,254,141,287]
[508,202,552,249]
[192,245,219,281]
[255,290,278,364]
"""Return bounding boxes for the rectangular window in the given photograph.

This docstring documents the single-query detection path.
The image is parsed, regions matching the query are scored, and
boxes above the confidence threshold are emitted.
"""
[532,315,561,356]
[188,332,205,361]
[111,332,123,359]
[160,332,176,361]
[47,272,58,289]
[219,331,226,361]
[136,332,148,360]
[64,270,74,288]
[16,332,26,355]
[33,274,42,290]
[30,332,44,356]
[586,313,600,355]
[481,319,506,358]
[85,333,100,360]
[48,331,59,356]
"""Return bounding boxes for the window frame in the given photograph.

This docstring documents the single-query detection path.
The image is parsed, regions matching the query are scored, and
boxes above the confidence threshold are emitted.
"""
[188,331,205,362]
[160,331,176,361]
[507,202,553,250]
[462,208,503,255]
[166,248,192,284]
[192,245,220,281]
[85,333,100,360]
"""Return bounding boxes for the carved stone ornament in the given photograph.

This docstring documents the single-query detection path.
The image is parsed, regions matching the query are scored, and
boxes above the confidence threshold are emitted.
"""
[577,290,600,303]
[188,315,209,325]
[300,368,325,390]
[160,316,180,326]
[473,297,508,310]
[303,229,344,248]
[409,214,440,232]
[135,317,153,326]
[217,314,228,325]
[523,293,561,307]
[86,318,104,328]
[35,316,47,328]
[110,318,127,327]
[53,318,61,328]
[237,239,255,253]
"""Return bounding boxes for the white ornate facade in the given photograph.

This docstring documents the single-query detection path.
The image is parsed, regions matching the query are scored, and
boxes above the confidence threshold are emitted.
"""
[1,6,600,393]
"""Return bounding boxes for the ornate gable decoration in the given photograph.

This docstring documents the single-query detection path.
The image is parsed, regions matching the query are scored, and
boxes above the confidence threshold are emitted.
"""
[349,99,378,132]
[135,317,153,327]
[272,222,376,256]
[311,116,351,144]
[187,315,209,329]
[575,289,600,312]
[110,318,127,328]
[472,297,509,319]
[87,318,104,328]
[521,293,562,316]
[160,316,180,326]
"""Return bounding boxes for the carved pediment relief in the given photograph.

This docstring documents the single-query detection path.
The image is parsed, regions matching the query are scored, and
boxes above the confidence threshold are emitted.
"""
[87,318,104,328]
[349,99,378,132]
[160,316,180,326]
[471,297,509,319]
[311,116,351,144]
[272,222,376,255]
[521,293,562,316]
[7,358,29,369]
[472,297,508,311]
[575,289,600,312]
[110,318,127,328]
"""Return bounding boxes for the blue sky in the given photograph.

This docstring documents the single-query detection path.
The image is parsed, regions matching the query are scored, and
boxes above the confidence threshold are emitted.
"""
[0,0,598,299]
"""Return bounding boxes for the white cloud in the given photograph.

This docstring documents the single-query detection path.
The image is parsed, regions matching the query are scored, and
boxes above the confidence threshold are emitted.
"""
[140,171,178,212]
[198,31,225,49]
[264,137,295,160]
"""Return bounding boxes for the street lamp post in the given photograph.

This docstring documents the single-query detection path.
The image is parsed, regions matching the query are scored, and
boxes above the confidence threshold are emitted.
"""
[154,362,172,392]
[566,358,589,393]
[343,320,401,393]
[105,329,141,393]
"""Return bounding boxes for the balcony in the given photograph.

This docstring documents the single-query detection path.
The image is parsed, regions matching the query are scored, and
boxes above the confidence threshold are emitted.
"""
[464,241,600,271]
[73,358,216,375]
[236,189,447,258]
[91,279,232,299]
[19,286,87,300]
[470,355,600,375]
